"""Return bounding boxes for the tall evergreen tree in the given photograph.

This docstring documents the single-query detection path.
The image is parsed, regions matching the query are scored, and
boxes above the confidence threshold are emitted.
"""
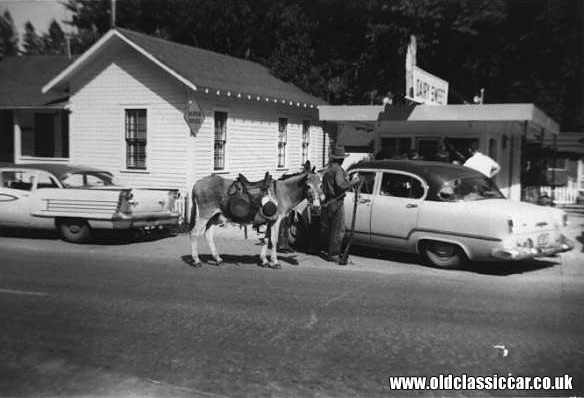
[43,20,66,54]
[0,10,19,59]
[22,21,45,55]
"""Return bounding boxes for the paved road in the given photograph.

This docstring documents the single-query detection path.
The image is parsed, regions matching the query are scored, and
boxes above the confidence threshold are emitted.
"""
[0,215,583,397]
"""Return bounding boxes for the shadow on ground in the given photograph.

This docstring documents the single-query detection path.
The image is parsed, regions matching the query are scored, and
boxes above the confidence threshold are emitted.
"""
[347,244,559,276]
[0,227,173,245]
[181,253,299,268]
[576,228,584,253]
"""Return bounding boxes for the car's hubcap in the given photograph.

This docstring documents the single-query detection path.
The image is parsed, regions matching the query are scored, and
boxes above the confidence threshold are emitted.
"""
[433,243,454,258]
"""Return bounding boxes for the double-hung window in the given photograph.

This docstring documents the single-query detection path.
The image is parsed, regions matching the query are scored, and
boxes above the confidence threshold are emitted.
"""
[278,118,288,168]
[301,120,310,165]
[125,109,147,169]
[214,111,227,170]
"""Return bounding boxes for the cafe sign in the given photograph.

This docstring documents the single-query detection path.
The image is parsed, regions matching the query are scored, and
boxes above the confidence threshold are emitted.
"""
[184,98,204,136]
[408,66,449,106]
[405,35,449,106]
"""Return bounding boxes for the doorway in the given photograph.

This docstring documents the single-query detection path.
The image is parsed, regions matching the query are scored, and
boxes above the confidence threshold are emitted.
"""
[0,111,14,163]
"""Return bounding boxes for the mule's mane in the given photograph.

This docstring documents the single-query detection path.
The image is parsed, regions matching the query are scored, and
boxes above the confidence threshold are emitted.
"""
[279,170,306,180]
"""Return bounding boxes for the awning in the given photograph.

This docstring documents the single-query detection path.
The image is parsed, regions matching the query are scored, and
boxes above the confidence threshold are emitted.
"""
[319,103,560,140]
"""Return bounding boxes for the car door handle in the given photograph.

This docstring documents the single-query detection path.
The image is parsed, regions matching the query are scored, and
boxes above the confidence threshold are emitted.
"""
[358,198,371,204]
[405,203,418,208]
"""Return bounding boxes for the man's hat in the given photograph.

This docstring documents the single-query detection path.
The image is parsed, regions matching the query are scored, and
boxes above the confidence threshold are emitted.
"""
[330,145,349,159]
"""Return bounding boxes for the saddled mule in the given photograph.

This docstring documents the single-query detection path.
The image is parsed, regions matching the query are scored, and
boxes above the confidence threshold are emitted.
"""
[188,161,322,268]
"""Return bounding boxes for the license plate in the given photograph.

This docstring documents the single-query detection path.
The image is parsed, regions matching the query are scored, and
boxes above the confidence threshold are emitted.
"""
[537,233,550,247]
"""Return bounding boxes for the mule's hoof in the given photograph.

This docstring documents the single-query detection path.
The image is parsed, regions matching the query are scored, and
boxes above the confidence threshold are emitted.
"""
[269,263,282,270]
[211,259,224,266]
[192,261,203,268]
[258,261,270,268]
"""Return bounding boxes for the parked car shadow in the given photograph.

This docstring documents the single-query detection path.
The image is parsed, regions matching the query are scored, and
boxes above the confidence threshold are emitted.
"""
[576,229,584,253]
[90,229,175,245]
[345,244,559,275]
[0,227,174,245]
[0,227,60,240]
[465,258,558,276]
[181,253,299,268]
[349,245,423,266]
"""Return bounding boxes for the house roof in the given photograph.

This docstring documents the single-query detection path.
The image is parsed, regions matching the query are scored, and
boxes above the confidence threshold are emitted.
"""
[43,28,325,108]
[0,55,78,108]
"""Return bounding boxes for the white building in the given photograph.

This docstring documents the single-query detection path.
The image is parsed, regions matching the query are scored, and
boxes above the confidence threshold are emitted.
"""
[320,103,560,201]
[0,28,329,197]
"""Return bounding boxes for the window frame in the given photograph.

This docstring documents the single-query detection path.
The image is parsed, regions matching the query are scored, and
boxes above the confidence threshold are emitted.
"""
[379,170,428,200]
[213,110,229,172]
[301,120,310,165]
[124,108,148,170]
[277,117,288,168]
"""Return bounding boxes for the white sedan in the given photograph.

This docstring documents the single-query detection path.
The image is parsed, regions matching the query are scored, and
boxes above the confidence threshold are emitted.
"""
[343,160,574,269]
[0,163,180,243]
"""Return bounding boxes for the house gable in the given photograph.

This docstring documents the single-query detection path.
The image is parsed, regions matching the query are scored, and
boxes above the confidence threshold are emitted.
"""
[43,28,325,109]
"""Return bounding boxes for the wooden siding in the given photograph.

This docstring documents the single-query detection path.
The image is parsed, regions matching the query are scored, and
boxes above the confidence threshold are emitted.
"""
[67,41,325,193]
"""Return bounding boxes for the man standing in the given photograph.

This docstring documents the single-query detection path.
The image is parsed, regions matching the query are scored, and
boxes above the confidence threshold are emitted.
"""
[321,145,360,264]
[463,143,501,178]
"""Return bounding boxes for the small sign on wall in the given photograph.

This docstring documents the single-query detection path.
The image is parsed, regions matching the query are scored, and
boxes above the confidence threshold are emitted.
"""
[184,97,204,136]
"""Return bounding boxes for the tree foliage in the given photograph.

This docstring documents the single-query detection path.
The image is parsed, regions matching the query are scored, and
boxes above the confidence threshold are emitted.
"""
[0,10,19,59]
[12,0,583,130]
[22,21,45,55]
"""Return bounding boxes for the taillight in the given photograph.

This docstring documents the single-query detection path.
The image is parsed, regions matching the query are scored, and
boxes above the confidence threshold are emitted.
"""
[167,190,179,211]
[117,190,133,215]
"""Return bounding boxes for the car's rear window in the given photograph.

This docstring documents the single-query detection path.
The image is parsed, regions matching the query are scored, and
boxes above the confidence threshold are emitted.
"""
[438,176,504,202]
[61,172,117,188]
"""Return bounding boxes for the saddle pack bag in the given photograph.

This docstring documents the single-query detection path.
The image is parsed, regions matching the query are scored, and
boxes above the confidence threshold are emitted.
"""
[223,172,278,225]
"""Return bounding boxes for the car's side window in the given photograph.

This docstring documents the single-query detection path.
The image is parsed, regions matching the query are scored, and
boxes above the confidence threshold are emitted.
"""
[36,172,59,189]
[0,170,35,191]
[61,174,84,188]
[349,171,375,194]
[379,172,424,199]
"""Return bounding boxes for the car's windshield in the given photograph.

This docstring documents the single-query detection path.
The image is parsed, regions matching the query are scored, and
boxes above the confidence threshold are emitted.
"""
[61,172,118,188]
[438,176,504,202]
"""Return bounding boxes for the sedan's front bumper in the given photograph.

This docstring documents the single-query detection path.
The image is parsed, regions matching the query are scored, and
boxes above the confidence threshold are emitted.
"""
[491,236,575,260]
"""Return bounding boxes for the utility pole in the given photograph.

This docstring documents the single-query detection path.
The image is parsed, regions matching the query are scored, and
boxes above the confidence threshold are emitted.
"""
[111,0,117,28]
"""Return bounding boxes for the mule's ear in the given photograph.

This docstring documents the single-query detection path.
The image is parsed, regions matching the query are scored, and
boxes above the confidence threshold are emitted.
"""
[311,166,316,173]
[227,183,237,195]
[303,160,311,173]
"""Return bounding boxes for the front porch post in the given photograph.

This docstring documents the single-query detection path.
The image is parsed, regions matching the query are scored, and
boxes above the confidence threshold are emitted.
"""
[13,111,21,164]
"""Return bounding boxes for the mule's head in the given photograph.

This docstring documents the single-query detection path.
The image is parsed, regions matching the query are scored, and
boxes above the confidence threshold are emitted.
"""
[302,161,324,207]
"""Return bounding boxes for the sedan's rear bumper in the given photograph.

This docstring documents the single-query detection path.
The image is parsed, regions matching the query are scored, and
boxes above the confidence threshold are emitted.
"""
[491,236,574,260]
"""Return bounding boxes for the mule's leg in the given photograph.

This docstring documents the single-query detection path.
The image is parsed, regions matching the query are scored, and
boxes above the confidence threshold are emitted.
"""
[259,225,270,267]
[190,217,208,266]
[269,218,282,269]
[205,224,223,265]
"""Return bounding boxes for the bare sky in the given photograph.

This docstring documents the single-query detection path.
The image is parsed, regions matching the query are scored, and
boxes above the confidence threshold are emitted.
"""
[0,0,74,37]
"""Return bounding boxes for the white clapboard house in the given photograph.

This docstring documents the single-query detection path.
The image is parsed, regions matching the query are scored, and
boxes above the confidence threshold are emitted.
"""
[0,28,329,205]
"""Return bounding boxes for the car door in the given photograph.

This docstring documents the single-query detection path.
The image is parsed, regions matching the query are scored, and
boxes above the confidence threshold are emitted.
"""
[370,171,427,250]
[0,169,37,227]
[344,170,377,244]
